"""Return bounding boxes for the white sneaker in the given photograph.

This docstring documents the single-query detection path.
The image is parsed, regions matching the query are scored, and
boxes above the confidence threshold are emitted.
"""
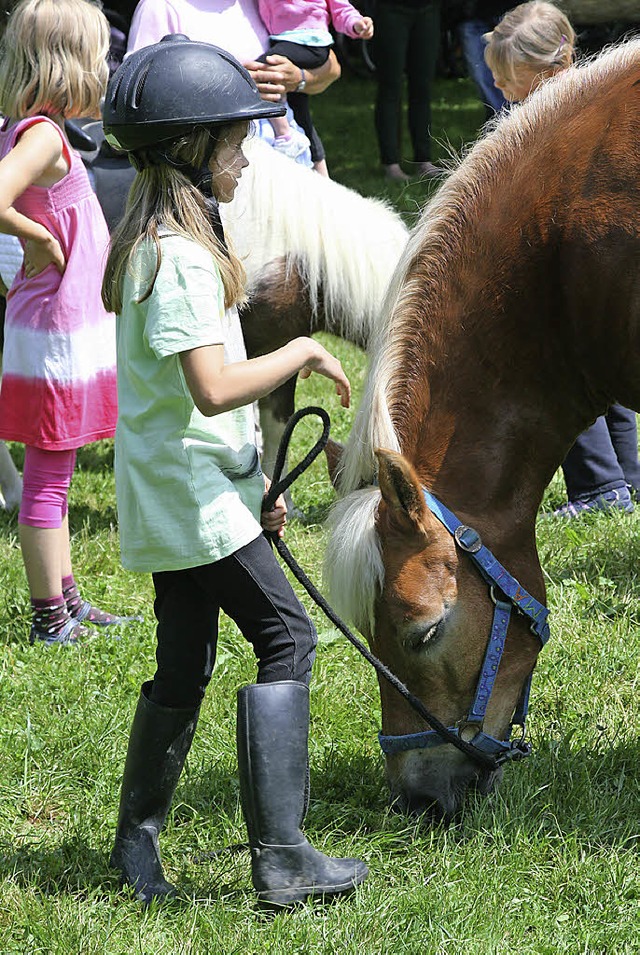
[272,129,311,161]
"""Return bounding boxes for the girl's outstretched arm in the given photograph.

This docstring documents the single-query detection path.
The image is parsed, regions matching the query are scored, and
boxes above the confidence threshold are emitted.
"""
[0,122,67,275]
[180,335,350,416]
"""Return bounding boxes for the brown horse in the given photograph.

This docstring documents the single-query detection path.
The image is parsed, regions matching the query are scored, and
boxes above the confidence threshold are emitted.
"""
[325,40,640,818]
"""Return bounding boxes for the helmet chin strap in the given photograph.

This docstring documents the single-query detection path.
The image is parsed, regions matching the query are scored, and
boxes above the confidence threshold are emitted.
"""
[131,143,229,254]
[183,163,228,254]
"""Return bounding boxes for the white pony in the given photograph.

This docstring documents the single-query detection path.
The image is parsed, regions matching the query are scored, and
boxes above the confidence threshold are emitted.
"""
[223,137,409,483]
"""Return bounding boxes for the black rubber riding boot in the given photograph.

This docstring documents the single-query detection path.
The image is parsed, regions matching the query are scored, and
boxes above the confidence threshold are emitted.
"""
[110,681,199,905]
[236,680,368,907]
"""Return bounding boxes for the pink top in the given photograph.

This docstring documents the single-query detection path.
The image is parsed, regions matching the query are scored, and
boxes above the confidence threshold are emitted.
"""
[258,0,363,39]
[0,116,117,451]
[128,0,270,63]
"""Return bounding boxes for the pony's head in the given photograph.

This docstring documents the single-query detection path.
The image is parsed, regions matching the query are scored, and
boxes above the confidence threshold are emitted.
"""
[327,448,541,818]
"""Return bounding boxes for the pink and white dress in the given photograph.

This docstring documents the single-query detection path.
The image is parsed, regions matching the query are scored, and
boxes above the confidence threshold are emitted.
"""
[0,116,117,451]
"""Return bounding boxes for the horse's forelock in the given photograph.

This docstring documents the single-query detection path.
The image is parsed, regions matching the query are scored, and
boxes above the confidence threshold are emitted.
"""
[324,487,384,636]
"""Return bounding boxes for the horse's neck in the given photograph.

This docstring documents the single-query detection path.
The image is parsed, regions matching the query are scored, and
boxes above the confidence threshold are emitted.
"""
[395,337,584,538]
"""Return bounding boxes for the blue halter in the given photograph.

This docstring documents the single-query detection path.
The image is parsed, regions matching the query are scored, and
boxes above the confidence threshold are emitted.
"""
[378,489,551,764]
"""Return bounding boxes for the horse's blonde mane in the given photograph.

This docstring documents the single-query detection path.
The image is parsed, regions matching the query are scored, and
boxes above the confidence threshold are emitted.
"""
[325,39,640,629]
[221,137,408,343]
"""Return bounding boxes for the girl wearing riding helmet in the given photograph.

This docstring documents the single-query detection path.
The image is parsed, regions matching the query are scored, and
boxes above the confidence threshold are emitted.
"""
[101,35,367,907]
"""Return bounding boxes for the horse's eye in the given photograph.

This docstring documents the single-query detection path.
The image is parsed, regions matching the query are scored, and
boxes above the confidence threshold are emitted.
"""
[405,619,442,651]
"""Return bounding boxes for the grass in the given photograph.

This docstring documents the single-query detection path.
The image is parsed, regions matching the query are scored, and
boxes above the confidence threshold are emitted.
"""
[1,72,640,954]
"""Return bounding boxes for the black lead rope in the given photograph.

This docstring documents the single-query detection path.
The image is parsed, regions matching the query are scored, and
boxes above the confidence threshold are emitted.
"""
[262,407,499,773]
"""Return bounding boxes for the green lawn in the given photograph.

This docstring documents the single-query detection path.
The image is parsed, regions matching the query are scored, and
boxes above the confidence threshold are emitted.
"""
[1,72,639,954]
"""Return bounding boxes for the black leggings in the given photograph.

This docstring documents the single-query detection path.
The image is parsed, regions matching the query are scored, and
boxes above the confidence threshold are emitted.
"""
[149,534,317,708]
[373,0,441,165]
[258,39,330,163]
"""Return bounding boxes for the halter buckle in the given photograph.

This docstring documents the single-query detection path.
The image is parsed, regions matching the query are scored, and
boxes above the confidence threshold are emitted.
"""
[454,524,482,553]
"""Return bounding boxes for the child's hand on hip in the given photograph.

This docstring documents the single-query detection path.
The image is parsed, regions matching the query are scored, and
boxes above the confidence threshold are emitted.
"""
[23,233,66,277]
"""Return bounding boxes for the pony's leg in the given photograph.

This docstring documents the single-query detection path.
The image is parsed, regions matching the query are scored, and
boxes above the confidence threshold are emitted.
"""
[259,377,302,520]
[0,440,22,511]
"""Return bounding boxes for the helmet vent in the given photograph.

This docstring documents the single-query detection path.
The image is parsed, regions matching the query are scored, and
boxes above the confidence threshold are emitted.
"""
[109,72,124,108]
[131,66,150,111]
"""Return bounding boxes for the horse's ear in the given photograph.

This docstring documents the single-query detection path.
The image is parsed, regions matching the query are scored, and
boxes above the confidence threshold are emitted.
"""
[376,448,433,537]
[324,437,344,489]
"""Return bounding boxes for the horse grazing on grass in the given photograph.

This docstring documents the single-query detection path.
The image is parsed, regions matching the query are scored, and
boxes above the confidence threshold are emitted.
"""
[325,40,640,818]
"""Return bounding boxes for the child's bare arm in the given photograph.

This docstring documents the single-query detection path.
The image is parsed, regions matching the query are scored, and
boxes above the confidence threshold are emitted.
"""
[180,336,350,416]
[0,124,67,274]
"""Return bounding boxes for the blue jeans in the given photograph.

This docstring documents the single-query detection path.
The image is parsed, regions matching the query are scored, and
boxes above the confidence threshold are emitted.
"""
[458,18,506,116]
[562,404,640,501]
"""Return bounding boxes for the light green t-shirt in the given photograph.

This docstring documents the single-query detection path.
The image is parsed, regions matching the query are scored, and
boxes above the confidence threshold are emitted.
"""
[115,233,264,572]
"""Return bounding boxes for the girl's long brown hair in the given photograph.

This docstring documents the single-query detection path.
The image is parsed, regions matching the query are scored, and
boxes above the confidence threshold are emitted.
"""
[102,125,246,315]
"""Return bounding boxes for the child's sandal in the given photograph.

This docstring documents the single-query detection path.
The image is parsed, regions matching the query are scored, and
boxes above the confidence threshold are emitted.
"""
[74,600,142,627]
[29,617,93,647]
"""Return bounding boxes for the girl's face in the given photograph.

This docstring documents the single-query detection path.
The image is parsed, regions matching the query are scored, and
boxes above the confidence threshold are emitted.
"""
[492,64,549,102]
[209,122,249,203]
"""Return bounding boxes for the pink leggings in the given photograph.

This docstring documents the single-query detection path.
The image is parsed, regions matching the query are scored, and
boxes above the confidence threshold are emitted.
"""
[18,446,76,529]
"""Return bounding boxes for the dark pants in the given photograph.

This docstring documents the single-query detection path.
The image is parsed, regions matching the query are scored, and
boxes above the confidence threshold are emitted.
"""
[562,404,640,501]
[149,534,317,709]
[373,0,441,165]
[259,39,329,163]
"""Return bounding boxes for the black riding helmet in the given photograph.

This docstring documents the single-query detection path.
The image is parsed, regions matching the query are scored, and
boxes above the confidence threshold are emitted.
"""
[102,33,286,153]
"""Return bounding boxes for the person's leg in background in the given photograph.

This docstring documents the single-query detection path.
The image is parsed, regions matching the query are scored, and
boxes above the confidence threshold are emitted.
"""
[373,1,412,181]
[556,413,634,517]
[458,17,507,118]
[606,403,640,498]
[406,0,443,178]
[287,91,329,176]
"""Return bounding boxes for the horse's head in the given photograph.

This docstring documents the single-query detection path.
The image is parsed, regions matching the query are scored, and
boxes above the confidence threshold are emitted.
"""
[358,449,543,819]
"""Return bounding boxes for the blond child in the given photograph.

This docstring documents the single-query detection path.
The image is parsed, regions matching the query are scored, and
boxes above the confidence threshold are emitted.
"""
[483,1,575,103]
[0,0,135,646]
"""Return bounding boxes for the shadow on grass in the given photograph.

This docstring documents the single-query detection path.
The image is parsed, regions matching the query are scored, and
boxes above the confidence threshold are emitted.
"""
[0,836,248,905]
[0,838,112,897]
[66,502,119,537]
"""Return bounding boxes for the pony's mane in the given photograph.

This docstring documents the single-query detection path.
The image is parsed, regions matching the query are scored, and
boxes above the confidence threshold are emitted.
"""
[325,39,640,630]
[221,137,408,343]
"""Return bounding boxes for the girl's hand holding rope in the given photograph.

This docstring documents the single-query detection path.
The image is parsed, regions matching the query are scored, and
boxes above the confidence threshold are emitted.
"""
[261,476,287,538]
